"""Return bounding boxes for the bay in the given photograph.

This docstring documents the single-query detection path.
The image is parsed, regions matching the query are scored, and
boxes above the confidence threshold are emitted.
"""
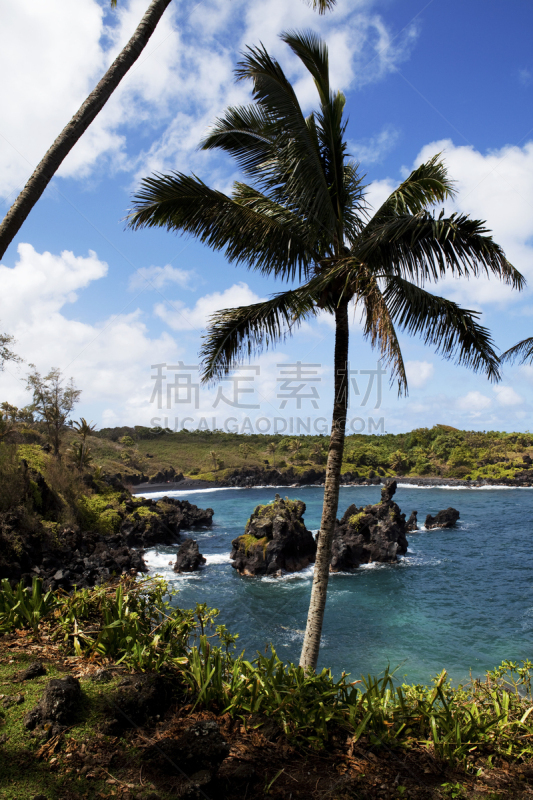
[139,485,533,685]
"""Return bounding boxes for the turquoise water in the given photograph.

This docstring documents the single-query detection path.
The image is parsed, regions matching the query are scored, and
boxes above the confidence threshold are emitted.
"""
[140,485,533,686]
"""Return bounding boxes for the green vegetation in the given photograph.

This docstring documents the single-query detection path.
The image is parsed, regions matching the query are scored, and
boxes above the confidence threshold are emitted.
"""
[88,424,533,484]
[2,576,533,778]
[349,511,366,529]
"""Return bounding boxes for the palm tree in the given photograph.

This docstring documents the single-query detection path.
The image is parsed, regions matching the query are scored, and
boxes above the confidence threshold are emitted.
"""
[289,439,303,461]
[72,417,96,465]
[209,450,219,471]
[0,0,335,261]
[311,442,325,464]
[128,32,524,670]
[266,441,277,467]
[239,442,252,460]
[69,441,94,471]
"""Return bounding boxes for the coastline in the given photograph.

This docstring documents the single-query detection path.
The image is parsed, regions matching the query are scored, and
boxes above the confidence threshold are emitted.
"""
[131,474,533,494]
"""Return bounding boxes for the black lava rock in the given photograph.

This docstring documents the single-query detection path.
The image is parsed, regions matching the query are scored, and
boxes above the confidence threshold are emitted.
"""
[24,676,81,737]
[143,720,229,778]
[104,673,170,732]
[230,496,316,576]
[425,508,460,529]
[330,480,409,572]
[174,539,206,573]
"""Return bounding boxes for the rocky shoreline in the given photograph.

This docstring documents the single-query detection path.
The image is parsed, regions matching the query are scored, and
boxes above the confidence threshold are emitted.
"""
[0,493,214,592]
[132,472,533,494]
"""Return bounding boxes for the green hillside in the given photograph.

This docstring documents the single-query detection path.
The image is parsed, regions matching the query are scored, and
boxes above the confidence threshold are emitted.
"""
[88,424,533,484]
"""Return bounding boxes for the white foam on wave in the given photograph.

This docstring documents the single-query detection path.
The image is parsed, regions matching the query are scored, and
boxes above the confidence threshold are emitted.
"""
[203,553,232,565]
[261,564,315,583]
[399,555,442,568]
[137,486,244,499]
[396,483,521,491]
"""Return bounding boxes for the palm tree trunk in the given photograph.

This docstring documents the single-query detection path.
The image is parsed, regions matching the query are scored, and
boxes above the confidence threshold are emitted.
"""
[0,0,173,261]
[299,300,349,671]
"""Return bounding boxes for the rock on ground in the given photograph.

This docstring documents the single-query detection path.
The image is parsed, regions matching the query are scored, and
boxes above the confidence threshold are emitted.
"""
[174,539,206,573]
[425,507,460,529]
[12,661,46,682]
[24,676,81,737]
[330,480,409,572]
[231,495,316,576]
[143,720,229,780]
[104,673,170,733]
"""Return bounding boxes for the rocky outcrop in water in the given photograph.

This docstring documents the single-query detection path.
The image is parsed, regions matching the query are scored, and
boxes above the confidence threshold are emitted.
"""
[406,510,418,531]
[174,539,206,573]
[330,480,410,572]
[121,496,213,548]
[231,495,316,576]
[425,508,460,529]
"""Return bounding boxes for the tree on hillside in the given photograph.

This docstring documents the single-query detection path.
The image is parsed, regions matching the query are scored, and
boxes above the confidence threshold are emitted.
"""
[72,417,96,468]
[239,442,252,460]
[0,0,335,261]
[209,450,219,471]
[266,441,278,467]
[128,32,523,670]
[289,439,303,461]
[0,332,21,371]
[26,367,81,457]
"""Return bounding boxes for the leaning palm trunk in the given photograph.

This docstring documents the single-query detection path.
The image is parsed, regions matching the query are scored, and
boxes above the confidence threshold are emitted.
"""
[300,301,349,670]
[0,0,173,260]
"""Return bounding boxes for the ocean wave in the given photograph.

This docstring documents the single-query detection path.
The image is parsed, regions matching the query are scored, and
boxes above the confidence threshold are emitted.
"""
[137,486,244,498]
[396,483,521,491]
[203,553,232,565]
[261,564,315,583]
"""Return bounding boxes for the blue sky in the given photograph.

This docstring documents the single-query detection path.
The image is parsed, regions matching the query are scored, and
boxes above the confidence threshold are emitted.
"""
[0,0,532,434]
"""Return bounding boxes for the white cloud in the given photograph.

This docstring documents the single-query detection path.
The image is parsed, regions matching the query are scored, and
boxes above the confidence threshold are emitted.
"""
[364,177,397,214]
[154,282,264,332]
[493,385,523,406]
[405,360,434,389]
[519,68,532,88]
[456,390,492,411]
[0,244,181,423]
[405,139,533,306]
[128,264,194,291]
[349,124,400,165]
[0,0,419,201]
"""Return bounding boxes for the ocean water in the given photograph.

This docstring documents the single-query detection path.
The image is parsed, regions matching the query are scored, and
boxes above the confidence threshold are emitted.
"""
[139,485,533,686]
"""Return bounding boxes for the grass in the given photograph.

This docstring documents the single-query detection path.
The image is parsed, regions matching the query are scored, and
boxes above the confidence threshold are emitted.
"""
[2,577,533,798]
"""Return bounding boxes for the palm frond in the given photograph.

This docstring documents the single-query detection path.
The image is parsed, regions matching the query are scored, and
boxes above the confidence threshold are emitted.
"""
[358,211,524,289]
[281,30,330,104]
[382,276,501,382]
[370,155,455,223]
[127,173,315,281]
[358,277,408,393]
[200,104,277,180]
[500,337,533,365]
[309,0,336,13]
[235,42,336,232]
[200,289,321,383]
